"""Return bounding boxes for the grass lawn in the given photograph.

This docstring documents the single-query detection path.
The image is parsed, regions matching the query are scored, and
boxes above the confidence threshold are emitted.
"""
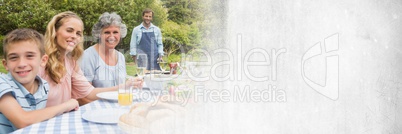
[0,62,137,76]
[125,62,137,76]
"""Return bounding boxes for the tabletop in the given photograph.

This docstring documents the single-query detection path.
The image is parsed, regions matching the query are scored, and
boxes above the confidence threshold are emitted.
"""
[12,98,140,134]
[10,77,194,134]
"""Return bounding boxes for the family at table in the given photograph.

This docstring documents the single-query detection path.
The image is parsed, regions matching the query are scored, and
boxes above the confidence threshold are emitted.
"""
[0,8,165,133]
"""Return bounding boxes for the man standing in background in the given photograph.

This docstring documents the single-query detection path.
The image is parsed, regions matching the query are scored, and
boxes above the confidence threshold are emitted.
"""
[130,8,164,71]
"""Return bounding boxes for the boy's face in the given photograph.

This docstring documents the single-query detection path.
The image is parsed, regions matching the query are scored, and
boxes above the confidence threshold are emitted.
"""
[2,40,48,86]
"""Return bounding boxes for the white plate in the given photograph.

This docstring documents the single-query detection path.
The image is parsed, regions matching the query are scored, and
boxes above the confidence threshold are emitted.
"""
[97,91,138,101]
[96,91,119,101]
[82,108,128,124]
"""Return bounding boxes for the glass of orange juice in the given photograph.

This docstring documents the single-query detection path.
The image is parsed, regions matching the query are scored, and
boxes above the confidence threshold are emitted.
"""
[118,76,133,107]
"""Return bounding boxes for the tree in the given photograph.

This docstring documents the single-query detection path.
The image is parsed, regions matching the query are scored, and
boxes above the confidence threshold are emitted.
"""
[0,0,167,52]
[0,0,222,60]
[158,0,206,57]
[0,0,55,34]
[161,0,203,25]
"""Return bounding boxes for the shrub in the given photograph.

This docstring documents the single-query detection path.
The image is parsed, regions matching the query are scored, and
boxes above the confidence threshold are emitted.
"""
[0,35,4,56]
[124,51,133,63]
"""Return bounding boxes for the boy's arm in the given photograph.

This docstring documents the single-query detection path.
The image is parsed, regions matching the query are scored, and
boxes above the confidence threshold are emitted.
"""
[0,93,78,129]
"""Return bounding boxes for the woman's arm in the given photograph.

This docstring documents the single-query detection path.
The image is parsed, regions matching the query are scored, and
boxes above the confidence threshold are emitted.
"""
[72,61,142,101]
[0,93,78,129]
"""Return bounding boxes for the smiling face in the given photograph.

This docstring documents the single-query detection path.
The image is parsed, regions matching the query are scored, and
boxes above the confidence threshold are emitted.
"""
[55,17,83,54]
[142,12,153,27]
[2,40,48,87]
[100,25,121,49]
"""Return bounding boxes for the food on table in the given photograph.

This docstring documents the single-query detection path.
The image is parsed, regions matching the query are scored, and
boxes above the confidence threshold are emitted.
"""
[118,100,184,133]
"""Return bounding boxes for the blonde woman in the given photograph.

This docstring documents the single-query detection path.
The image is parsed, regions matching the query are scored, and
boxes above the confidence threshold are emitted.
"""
[39,11,142,106]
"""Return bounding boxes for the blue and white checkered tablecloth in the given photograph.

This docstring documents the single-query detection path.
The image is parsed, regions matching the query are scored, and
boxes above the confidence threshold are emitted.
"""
[12,99,131,134]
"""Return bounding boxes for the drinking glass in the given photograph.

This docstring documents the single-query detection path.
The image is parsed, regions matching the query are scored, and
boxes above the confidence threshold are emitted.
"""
[136,54,147,92]
[136,54,148,79]
[118,76,133,107]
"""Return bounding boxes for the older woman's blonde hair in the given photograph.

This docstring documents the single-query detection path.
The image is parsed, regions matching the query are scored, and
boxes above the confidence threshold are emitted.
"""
[44,11,84,84]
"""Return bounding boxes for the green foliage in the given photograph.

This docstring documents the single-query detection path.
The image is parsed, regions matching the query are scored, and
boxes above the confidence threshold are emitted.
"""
[0,54,6,73]
[161,0,204,48]
[123,50,134,63]
[0,0,168,51]
[0,0,55,34]
[0,0,222,63]
[167,53,181,63]
[0,35,3,56]
[161,20,201,56]
[162,0,203,25]
[159,0,216,60]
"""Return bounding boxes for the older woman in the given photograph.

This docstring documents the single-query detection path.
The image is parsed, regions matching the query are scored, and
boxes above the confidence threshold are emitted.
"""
[80,12,128,88]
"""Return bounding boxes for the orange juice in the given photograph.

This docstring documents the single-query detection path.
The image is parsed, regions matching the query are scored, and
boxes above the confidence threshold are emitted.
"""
[118,93,132,106]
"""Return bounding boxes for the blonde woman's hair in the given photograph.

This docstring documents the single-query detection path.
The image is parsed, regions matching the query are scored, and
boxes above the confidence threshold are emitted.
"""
[44,11,84,84]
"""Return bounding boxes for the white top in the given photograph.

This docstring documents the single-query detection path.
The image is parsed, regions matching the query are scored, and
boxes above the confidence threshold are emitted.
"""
[80,46,127,88]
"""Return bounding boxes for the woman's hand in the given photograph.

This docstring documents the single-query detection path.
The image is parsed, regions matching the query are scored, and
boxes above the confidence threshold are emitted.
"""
[63,99,79,112]
[126,76,143,89]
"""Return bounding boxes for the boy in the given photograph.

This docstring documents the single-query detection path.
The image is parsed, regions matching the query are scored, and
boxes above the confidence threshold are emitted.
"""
[0,28,79,133]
